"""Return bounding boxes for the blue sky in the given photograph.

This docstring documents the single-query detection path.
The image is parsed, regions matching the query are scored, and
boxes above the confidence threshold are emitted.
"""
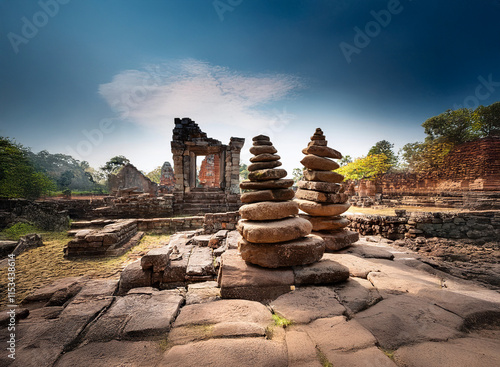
[1,0,500,173]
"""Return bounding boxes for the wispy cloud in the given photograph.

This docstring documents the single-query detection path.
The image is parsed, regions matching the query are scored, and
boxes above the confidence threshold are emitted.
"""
[98,59,303,133]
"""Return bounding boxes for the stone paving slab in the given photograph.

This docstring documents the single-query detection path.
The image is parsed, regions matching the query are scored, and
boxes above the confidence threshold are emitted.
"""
[53,340,163,367]
[160,338,287,367]
[335,277,382,314]
[285,330,322,367]
[185,281,220,305]
[356,294,465,350]
[393,333,500,367]
[270,287,345,324]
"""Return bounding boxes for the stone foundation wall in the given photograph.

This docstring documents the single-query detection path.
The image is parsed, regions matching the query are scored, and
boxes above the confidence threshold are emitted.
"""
[137,216,204,233]
[346,210,500,243]
[93,195,174,218]
[65,219,139,257]
[203,211,239,234]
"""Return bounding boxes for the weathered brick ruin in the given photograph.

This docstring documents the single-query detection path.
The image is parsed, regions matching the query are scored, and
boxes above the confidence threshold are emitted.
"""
[171,118,245,215]
[108,163,158,196]
[159,161,176,194]
[350,137,500,209]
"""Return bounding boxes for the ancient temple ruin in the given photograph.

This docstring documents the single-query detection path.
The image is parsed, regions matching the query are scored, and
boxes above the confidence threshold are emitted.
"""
[171,118,245,215]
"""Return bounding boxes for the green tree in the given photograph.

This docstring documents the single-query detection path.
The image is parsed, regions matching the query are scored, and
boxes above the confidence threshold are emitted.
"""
[0,137,55,199]
[472,102,500,137]
[336,154,392,181]
[239,163,249,181]
[339,155,353,167]
[146,166,162,184]
[101,155,130,175]
[368,140,397,166]
[292,168,303,184]
[57,170,74,190]
[422,108,478,144]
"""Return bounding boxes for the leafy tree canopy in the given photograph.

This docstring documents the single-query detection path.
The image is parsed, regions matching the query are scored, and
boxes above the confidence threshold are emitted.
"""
[239,163,249,181]
[146,166,162,184]
[336,154,392,181]
[292,168,303,184]
[101,155,130,175]
[367,140,397,166]
[0,137,55,199]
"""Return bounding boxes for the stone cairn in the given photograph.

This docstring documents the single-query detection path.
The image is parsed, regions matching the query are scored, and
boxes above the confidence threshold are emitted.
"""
[295,128,359,251]
[237,135,326,268]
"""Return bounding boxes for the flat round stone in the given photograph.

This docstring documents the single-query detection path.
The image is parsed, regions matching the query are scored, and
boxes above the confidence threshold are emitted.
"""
[253,140,273,146]
[301,155,339,171]
[295,199,350,216]
[314,230,359,251]
[241,189,295,204]
[248,161,282,171]
[252,134,270,141]
[240,179,294,190]
[308,140,328,146]
[297,180,341,193]
[250,153,281,163]
[248,169,287,181]
[295,189,348,204]
[238,235,325,268]
[303,169,344,183]
[249,145,277,155]
[237,217,312,243]
[300,214,350,231]
[302,145,342,159]
[239,201,299,221]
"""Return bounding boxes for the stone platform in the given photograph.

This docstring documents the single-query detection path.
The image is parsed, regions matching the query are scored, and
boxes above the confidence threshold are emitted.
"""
[3,237,500,367]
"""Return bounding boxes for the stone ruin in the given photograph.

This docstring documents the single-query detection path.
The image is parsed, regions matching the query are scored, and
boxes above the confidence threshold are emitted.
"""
[108,163,157,197]
[159,161,176,194]
[171,118,245,215]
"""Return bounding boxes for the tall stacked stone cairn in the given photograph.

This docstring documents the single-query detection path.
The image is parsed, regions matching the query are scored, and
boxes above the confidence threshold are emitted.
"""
[237,135,325,268]
[295,128,359,251]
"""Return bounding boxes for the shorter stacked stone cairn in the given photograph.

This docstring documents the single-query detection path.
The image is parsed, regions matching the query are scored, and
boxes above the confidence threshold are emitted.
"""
[237,135,325,268]
[295,128,359,251]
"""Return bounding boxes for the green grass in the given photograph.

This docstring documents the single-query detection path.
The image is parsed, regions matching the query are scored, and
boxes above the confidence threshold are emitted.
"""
[378,346,395,360]
[316,348,333,367]
[0,222,42,240]
[272,314,293,328]
[0,232,170,305]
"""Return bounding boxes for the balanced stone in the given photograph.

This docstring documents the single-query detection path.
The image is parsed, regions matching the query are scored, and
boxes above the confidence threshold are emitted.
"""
[238,235,325,268]
[250,153,281,163]
[302,145,342,159]
[308,140,328,146]
[237,217,312,244]
[301,155,339,171]
[252,135,270,141]
[250,145,277,155]
[241,189,295,204]
[299,215,350,231]
[248,169,287,181]
[253,140,273,146]
[295,189,348,204]
[303,169,344,183]
[317,230,360,252]
[240,179,294,190]
[296,199,350,217]
[248,161,282,171]
[297,180,341,193]
[240,201,299,221]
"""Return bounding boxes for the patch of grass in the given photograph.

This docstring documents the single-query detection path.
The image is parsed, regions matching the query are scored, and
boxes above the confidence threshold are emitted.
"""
[378,346,395,360]
[0,222,42,240]
[272,314,293,328]
[316,347,333,367]
[0,232,170,305]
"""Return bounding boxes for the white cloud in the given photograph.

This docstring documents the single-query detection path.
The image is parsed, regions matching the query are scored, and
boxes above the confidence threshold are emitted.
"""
[98,59,303,134]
